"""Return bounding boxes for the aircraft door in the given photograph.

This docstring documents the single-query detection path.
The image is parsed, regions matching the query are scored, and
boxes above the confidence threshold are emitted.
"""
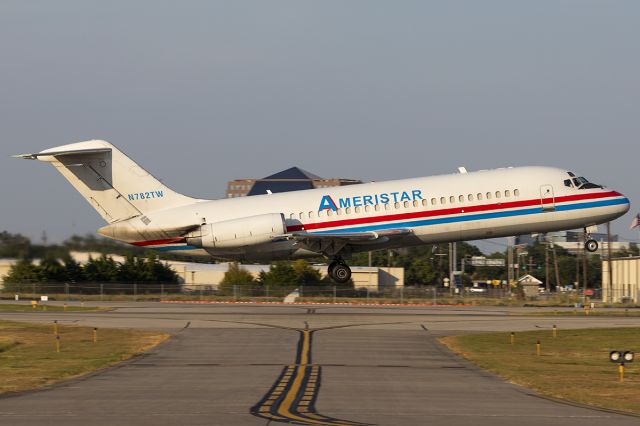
[540,185,555,211]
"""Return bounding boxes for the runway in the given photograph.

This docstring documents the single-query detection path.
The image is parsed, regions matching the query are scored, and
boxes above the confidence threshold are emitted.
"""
[0,302,638,425]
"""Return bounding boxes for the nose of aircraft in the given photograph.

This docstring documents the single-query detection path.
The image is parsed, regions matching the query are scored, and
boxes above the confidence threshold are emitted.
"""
[612,190,631,217]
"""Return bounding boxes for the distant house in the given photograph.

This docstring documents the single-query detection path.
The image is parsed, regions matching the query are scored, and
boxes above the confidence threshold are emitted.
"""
[518,274,543,298]
[225,167,361,198]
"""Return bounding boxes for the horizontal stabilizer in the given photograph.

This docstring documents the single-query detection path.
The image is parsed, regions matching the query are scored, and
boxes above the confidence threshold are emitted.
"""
[13,148,112,160]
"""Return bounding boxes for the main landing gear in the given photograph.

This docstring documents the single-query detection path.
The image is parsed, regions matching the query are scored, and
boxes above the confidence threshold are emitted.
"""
[328,258,352,283]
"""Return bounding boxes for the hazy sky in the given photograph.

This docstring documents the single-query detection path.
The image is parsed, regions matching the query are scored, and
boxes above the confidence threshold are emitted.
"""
[1,1,639,247]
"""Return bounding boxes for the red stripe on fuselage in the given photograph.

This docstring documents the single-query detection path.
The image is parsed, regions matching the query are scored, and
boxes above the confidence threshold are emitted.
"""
[285,190,622,233]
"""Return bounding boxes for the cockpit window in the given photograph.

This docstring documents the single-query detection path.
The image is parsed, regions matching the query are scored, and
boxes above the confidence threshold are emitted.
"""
[569,176,603,190]
[567,172,576,177]
[564,179,573,188]
[573,177,588,187]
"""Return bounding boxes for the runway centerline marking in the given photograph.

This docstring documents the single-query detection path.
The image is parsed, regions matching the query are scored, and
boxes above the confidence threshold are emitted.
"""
[250,327,372,426]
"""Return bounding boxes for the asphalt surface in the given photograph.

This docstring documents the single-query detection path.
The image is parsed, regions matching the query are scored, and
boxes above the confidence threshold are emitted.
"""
[0,302,639,425]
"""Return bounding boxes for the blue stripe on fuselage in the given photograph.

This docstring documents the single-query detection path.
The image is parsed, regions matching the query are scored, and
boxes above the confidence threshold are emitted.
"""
[309,198,629,235]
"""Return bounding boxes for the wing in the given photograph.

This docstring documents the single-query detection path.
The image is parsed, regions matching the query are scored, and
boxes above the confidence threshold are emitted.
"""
[285,228,413,256]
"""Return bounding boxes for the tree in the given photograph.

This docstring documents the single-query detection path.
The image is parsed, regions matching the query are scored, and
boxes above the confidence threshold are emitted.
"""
[405,257,437,286]
[60,254,85,282]
[3,257,41,284]
[39,254,67,282]
[291,260,322,285]
[261,262,299,287]
[84,254,119,282]
[218,263,256,295]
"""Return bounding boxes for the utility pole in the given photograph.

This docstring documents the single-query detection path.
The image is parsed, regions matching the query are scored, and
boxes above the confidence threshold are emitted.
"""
[583,234,588,304]
[552,241,561,292]
[507,237,514,295]
[576,240,580,292]
[607,222,613,304]
[448,243,453,296]
[544,237,550,293]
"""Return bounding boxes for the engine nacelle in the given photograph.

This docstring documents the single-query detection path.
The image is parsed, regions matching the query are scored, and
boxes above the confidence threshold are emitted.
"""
[185,213,287,249]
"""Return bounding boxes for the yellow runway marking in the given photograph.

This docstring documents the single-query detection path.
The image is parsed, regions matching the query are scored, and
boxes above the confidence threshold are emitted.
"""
[251,329,370,426]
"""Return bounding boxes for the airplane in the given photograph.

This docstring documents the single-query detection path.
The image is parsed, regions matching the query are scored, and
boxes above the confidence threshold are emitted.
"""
[15,140,630,283]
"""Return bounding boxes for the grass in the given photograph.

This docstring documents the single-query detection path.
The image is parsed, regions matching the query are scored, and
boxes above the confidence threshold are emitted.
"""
[0,304,108,313]
[440,328,640,415]
[0,320,168,394]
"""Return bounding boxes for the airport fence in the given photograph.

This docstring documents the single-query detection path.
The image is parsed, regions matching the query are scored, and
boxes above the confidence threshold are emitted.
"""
[0,281,511,304]
[0,282,619,306]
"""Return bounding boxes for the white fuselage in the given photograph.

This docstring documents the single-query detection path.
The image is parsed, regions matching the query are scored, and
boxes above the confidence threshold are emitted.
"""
[107,166,630,261]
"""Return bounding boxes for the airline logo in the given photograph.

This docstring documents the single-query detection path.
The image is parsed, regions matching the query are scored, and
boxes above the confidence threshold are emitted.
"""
[319,189,423,211]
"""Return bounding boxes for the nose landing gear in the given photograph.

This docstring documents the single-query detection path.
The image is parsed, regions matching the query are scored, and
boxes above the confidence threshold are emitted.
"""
[583,227,599,252]
[328,259,352,283]
[585,239,599,252]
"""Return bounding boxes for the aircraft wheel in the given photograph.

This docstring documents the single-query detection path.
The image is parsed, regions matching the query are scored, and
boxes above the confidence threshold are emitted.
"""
[585,239,599,252]
[328,261,338,277]
[331,263,352,284]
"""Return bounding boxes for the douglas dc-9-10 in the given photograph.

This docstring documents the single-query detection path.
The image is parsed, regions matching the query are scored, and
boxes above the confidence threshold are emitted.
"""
[15,140,630,283]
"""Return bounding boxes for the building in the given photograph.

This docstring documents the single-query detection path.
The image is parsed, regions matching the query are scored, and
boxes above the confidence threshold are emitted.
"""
[0,259,14,284]
[516,231,637,255]
[602,256,640,303]
[225,167,362,198]
[517,274,543,298]
[516,230,615,245]
[168,262,404,292]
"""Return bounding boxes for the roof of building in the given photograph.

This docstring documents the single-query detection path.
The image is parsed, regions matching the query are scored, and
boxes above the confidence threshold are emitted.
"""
[248,180,315,196]
[246,167,321,195]
[517,274,543,284]
[262,166,322,180]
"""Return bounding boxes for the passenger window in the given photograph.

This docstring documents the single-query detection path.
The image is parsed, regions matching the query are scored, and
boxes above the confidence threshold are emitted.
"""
[468,194,473,201]
[505,190,510,198]
[374,204,381,212]
[431,198,437,205]
[440,197,446,204]
[477,193,483,200]
[384,203,391,211]
[413,200,420,208]
[336,209,342,216]
[394,202,401,209]
[486,192,492,200]
[403,201,410,208]
[458,195,464,202]
[346,207,352,214]
[449,196,455,203]
[299,212,304,219]
[365,205,371,213]
[495,191,501,199]
[327,210,333,217]
[290,213,295,219]
[355,206,362,213]
[318,210,324,218]
[308,211,314,218]
[421,199,427,207]
[514,189,520,197]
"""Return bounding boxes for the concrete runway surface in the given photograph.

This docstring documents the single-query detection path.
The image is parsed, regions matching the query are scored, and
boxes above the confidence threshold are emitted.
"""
[0,301,639,426]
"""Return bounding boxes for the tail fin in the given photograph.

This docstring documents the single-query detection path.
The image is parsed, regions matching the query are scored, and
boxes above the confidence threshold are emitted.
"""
[15,140,196,223]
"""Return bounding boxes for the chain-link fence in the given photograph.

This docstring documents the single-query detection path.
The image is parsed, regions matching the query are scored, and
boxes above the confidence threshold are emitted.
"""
[0,282,513,304]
